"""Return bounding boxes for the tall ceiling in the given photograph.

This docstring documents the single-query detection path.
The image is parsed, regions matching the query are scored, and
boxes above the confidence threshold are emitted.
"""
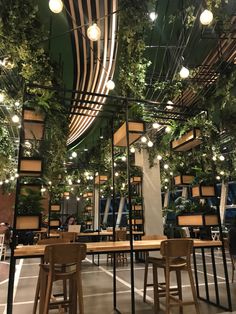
[49,0,236,148]
[1,0,236,149]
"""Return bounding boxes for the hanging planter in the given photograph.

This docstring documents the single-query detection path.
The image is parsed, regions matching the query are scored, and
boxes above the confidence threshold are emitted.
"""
[171,128,202,151]
[95,175,108,185]
[177,213,219,226]
[114,121,144,147]
[83,192,93,198]
[174,175,194,186]
[19,158,42,177]
[50,204,61,212]
[130,176,142,184]
[191,184,216,197]
[132,204,142,210]
[16,214,42,231]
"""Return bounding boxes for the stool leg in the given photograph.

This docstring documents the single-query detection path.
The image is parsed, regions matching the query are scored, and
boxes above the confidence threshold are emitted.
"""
[165,267,170,314]
[231,257,235,283]
[77,270,84,314]
[43,274,53,314]
[187,266,200,314]
[33,274,40,314]
[143,255,149,302]
[176,270,183,314]
[152,264,160,313]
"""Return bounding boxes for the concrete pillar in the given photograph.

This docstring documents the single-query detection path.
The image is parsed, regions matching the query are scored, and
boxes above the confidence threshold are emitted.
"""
[135,149,163,235]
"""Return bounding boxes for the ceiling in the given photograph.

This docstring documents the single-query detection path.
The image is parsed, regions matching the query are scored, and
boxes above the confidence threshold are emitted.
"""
[1,0,236,150]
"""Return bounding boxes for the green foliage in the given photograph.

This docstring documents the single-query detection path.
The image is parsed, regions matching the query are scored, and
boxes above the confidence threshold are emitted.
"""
[0,123,15,181]
[17,188,44,214]
[116,0,153,99]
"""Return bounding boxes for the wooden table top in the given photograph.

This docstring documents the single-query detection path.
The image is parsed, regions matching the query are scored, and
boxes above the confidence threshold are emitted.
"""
[14,239,222,258]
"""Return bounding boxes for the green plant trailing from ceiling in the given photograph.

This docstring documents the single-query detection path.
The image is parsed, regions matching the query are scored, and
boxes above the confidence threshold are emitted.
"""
[116,0,153,119]
[0,0,69,187]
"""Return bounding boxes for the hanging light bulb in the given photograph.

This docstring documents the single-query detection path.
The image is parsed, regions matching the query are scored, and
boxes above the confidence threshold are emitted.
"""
[0,93,5,102]
[115,172,119,177]
[219,155,225,161]
[152,122,160,129]
[157,155,162,160]
[121,156,126,161]
[166,100,174,110]
[12,114,20,123]
[165,126,171,133]
[87,23,101,41]
[106,80,115,90]
[49,0,63,13]
[147,140,153,147]
[200,9,213,26]
[71,151,77,158]
[164,164,169,169]
[149,12,158,21]
[216,176,221,180]
[179,66,190,79]
[141,136,147,143]
[130,147,135,153]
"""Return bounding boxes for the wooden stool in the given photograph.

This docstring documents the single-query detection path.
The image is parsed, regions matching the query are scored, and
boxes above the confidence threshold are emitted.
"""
[107,230,128,265]
[142,234,167,302]
[33,243,86,314]
[152,239,200,314]
[60,232,77,242]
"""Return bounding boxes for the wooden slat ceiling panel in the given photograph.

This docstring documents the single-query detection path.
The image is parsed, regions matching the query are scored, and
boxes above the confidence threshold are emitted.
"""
[67,0,118,145]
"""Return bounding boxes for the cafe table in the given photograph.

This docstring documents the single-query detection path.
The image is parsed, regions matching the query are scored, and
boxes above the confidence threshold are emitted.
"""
[7,239,231,313]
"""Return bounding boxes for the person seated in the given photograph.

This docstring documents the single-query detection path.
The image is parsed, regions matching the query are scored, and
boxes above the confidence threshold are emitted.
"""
[63,215,77,231]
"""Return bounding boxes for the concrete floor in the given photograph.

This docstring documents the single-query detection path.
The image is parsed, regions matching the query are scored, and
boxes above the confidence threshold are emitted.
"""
[1,250,236,314]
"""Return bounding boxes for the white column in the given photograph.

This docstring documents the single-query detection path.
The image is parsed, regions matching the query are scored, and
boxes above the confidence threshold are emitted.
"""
[220,180,228,224]
[103,197,111,225]
[116,196,126,227]
[135,149,163,235]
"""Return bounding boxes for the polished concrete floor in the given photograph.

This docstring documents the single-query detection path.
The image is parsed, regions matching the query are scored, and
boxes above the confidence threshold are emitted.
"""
[1,249,236,313]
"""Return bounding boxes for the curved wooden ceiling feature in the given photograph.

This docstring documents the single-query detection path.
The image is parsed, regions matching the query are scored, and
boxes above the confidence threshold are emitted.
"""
[66,0,118,146]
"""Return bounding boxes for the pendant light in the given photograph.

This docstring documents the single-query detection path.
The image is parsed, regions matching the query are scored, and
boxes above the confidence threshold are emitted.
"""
[179,66,190,79]
[106,80,115,90]
[200,9,213,26]
[49,0,63,13]
[87,23,101,41]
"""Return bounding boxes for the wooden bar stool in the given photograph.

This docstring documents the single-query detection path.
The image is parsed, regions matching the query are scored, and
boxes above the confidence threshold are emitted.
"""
[152,239,200,314]
[60,232,77,242]
[142,234,167,302]
[33,243,86,314]
[107,229,128,265]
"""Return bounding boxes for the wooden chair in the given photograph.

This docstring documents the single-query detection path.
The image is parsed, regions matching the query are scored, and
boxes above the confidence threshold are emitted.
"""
[152,239,200,314]
[60,232,77,242]
[107,229,128,265]
[34,243,86,314]
[33,238,74,314]
[142,234,167,302]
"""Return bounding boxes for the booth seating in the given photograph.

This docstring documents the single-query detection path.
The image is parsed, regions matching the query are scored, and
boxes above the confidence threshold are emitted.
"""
[142,234,167,302]
[151,239,200,314]
[33,242,86,314]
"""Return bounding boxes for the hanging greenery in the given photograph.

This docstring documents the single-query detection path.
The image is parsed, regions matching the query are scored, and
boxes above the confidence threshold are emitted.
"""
[115,0,154,119]
[0,0,69,188]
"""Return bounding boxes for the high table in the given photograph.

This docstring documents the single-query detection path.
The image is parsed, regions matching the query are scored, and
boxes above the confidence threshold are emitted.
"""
[8,239,231,313]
